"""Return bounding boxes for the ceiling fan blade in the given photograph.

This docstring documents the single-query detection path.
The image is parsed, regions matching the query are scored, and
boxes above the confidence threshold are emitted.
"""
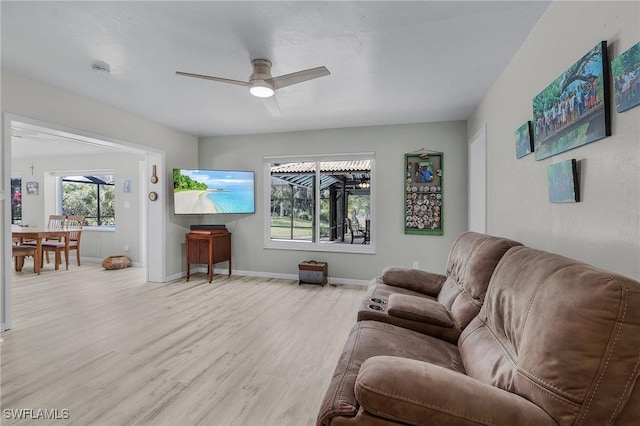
[176,71,249,87]
[261,95,281,116]
[269,66,330,90]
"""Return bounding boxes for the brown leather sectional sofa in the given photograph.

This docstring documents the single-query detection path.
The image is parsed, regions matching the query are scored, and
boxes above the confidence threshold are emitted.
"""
[318,232,640,425]
[357,232,522,343]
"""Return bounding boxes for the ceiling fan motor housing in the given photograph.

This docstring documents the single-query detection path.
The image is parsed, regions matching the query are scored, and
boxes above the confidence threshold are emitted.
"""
[248,59,275,96]
[249,59,273,81]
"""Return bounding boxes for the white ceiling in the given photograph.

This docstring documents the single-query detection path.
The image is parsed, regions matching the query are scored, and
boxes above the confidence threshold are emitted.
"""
[2,1,550,155]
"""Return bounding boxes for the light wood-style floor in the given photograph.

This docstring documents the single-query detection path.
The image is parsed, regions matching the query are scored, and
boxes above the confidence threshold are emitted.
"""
[1,260,366,425]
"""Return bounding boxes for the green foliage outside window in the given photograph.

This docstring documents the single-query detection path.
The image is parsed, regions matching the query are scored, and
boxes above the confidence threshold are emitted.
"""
[62,176,115,226]
[270,182,316,240]
[11,178,22,225]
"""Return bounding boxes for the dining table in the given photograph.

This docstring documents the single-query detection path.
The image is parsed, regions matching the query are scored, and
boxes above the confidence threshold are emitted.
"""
[12,226,70,274]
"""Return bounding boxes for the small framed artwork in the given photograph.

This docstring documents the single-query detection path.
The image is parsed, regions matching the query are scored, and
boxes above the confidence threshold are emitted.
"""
[546,159,579,203]
[122,179,131,193]
[26,182,39,195]
[611,41,640,113]
[515,121,534,158]
[404,151,443,235]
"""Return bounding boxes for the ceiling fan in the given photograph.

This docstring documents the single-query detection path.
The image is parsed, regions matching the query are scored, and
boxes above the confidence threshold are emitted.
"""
[176,59,330,115]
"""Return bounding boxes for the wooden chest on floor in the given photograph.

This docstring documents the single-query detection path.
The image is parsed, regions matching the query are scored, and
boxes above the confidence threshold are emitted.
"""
[298,261,328,286]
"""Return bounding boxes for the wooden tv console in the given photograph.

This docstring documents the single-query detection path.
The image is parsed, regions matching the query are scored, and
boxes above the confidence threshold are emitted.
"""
[185,229,231,283]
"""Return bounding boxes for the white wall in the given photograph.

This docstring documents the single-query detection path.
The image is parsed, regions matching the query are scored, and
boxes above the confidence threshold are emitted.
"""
[468,1,640,279]
[1,71,199,328]
[198,121,468,282]
[13,153,145,262]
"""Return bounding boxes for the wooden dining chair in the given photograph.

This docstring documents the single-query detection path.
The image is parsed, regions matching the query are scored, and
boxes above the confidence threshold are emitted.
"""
[43,214,67,263]
[48,214,66,230]
[12,244,37,273]
[42,215,84,269]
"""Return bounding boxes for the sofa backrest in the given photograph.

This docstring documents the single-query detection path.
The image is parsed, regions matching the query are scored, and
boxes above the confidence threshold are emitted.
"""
[459,246,640,425]
[437,232,522,329]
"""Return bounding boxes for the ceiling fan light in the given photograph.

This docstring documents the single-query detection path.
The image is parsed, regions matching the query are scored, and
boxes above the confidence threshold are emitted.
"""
[249,82,274,98]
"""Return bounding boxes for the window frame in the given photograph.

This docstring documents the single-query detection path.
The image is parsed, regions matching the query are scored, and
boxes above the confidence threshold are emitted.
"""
[10,175,23,225]
[55,170,116,230]
[263,153,375,254]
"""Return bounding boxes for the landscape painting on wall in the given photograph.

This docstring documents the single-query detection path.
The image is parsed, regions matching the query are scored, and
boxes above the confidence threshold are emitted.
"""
[533,41,610,160]
[611,41,640,112]
[515,121,534,158]
[547,159,579,203]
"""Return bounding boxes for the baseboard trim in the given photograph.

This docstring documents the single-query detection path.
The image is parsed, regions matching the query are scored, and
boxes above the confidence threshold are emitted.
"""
[80,254,370,286]
[167,267,368,286]
[81,257,143,268]
[166,271,185,281]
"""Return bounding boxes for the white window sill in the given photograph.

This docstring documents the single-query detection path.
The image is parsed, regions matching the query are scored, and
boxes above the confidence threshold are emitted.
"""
[264,239,375,254]
[83,226,116,232]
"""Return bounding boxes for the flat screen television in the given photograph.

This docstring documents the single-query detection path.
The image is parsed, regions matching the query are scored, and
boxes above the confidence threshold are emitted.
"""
[173,169,255,214]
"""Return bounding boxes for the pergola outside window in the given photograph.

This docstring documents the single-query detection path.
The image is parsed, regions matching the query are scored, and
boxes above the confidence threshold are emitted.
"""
[61,174,115,227]
[265,153,374,254]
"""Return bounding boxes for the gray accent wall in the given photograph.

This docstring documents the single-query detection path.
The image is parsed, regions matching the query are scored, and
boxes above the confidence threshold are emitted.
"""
[198,121,468,281]
[467,1,640,279]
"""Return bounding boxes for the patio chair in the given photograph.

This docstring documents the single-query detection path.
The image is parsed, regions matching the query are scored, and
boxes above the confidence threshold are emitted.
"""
[346,217,366,244]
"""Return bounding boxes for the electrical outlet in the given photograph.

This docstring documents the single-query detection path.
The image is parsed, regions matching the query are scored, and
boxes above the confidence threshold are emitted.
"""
[412,261,419,269]
[124,245,130,252]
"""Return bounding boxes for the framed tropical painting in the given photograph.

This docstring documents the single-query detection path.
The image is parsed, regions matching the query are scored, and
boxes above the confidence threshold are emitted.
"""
[533,42,611,160]
[611,41,640,113]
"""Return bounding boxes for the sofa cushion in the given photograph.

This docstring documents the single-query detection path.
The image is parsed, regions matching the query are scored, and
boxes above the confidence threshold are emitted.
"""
[357,278,462,342]
[355,356,556,425]
[437,233,522,329]
[460,246,640,426]
[366,276,437,301]
[382,267,446,296]
[358,232,522,342]
[317,321,464,426]
[387,294,454,327]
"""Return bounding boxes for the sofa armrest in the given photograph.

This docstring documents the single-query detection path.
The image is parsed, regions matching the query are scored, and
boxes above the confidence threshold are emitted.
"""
[355,356,557,426]
[381,267,446,296]
[387,294,454,327]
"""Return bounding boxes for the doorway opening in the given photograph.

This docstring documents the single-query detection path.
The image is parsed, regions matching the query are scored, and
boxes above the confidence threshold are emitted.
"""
[3,114,166,331]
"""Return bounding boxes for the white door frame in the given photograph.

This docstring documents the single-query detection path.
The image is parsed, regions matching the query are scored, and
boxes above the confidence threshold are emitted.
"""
[2,113,166,331]
[468,124,487,234]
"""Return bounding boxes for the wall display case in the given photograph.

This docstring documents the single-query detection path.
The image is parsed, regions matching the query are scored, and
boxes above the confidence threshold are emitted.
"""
[404,151,443,235]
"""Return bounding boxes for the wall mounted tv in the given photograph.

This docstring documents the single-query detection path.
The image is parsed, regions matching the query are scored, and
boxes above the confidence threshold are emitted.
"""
[173,169,255,214]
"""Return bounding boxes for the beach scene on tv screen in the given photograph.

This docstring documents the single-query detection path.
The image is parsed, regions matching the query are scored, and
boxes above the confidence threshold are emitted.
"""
[173,169,255,214]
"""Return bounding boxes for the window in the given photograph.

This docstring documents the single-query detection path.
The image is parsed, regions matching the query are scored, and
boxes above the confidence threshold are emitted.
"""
[60,174,115,227]
[265,153,374,253]
[11,177,22,225]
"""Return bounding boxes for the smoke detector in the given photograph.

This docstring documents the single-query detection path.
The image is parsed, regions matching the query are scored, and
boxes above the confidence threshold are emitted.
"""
[91,60,111,74]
